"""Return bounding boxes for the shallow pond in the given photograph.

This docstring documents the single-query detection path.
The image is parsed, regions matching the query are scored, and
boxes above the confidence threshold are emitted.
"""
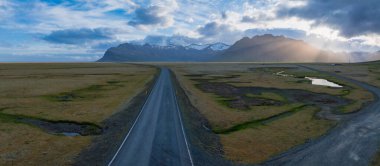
[305,77,343,88]
[274,71,343,88]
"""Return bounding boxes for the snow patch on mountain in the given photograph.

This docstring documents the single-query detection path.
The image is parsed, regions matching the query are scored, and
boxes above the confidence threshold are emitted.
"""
[186,43,230,51]
[186,44,209,50]
[208,42,230,51]
[130,35,230,51]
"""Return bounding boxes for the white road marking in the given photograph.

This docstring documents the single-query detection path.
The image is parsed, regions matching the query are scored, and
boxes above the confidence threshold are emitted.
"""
[172,81,195,166]
[108,74,161,166]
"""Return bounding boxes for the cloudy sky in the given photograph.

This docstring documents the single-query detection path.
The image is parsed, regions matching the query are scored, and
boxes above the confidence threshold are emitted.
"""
[0,0,380,61]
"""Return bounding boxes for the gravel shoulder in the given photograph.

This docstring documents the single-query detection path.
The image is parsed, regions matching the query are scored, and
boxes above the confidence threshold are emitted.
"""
[74,68,160,166]
[170,70,238,166]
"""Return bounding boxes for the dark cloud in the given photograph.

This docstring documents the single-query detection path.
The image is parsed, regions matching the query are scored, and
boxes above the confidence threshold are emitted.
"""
[128,6,169,26]
[278,0,380,37]
[244,28,307,39]
[221,11,227,19]
[197,22,232,37]
[43,28,113,44]
[197,22,241,44]
[241,16,256,23]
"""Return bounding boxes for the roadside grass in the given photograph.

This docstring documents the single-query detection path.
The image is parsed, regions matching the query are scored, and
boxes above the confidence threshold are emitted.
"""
[214,105,307,134]
[220,106,335,164]
[245,92,287,102]
[0,63,156,166]
[168,63,373,164]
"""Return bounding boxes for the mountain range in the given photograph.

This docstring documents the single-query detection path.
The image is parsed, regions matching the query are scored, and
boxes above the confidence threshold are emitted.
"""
[98,34,379,63]
[97,42,228,62]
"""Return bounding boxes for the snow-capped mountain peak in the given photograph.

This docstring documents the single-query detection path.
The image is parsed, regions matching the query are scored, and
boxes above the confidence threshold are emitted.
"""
[207,42,230,51]
[186,43,230,51]
[130,35,229,51]
[185,44,209,50]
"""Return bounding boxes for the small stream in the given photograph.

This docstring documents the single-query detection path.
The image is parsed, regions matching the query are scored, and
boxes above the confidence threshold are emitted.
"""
[275,71,343,88]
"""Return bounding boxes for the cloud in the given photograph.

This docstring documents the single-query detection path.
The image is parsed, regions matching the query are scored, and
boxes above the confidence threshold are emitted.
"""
[43,28,113,44]
[2,0,380,62]
[128,0,178,28]
[0,0,14,20]
[197,22,242,44]
[278,0,380,37]
[241,16,256,23]
[221,11,227,19]
[128,6,171,27]
[197,22,232,37]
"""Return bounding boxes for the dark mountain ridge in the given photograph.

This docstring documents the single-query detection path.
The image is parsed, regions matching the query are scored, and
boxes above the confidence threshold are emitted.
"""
[98,34,378,63]
[98,43,226,62]
[219,34,347,62]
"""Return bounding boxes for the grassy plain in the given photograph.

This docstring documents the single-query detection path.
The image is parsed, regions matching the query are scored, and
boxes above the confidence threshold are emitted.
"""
[309,61,380,88]
[0,63,156,165]
[168,62,373,164]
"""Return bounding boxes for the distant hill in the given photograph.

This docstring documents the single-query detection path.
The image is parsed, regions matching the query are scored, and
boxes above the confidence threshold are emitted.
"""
[347,52,370,63]
[218,34,347,62]
[97,43,229,62]
[369,51,380,61]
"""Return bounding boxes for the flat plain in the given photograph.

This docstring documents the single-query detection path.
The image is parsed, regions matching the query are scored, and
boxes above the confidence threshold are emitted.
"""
[168,62,374,164]
[1,62,378,165]
[0,63,156,165]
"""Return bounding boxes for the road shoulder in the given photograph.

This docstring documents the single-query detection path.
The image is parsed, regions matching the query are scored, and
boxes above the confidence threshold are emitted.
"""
[170,70,235,166]
[74,68,160,166]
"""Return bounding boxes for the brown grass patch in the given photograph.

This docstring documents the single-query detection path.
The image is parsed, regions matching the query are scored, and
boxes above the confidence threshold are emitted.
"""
[168,63,372,164]
[0,63,156,165]
[220,106,335,164]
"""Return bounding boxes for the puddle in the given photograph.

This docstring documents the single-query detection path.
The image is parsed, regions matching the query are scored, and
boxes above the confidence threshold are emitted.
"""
[20,118,102,136]
[305,77,343,88]
[62,132,81,137]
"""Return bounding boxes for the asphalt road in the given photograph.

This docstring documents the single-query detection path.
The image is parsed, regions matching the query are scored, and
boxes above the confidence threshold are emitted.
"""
[108,68,193,166]
[264,65,380,166]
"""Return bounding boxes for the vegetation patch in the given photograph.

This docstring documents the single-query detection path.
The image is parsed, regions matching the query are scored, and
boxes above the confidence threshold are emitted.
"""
[214,105,308,134]
[0,108,102,136]
[245,92,286,102]
[44,81,125,102]
[195,81,350,112]
[220,106,335,164]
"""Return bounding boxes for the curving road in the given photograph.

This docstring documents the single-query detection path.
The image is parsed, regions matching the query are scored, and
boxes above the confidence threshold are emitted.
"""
[108,68,193,166]
[263,65,380,166]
